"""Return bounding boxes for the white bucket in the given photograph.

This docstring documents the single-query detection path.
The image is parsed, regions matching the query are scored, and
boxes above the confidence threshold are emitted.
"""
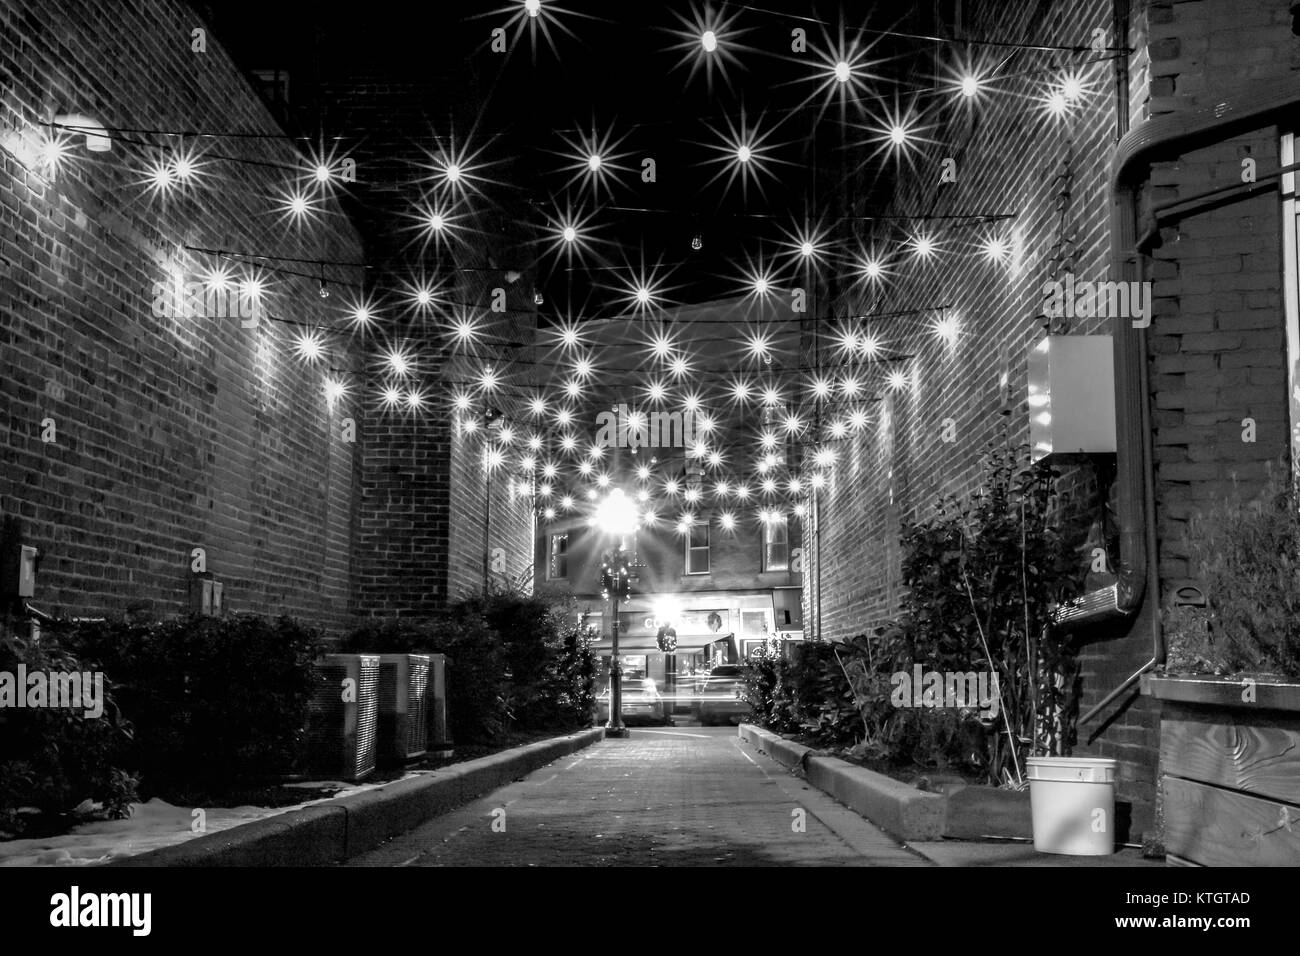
[1026,756,1117,856]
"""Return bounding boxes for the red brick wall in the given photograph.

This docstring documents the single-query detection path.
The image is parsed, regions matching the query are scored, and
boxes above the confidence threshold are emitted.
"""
[0,0,364,630]
[316,73,539,613]
[804,0,1300,843]
[807,0,1119,639]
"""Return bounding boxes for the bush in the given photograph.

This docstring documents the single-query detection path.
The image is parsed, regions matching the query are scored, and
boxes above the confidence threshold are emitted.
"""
[1185,464,1300,678]
[0,632,138,836]
[342,591,596,745]
[742,443,1085,785]
[49,614,321,799]
[344,613,509,745]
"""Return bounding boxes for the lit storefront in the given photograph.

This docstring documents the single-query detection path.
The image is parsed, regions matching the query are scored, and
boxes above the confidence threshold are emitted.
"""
[588,591,800,712]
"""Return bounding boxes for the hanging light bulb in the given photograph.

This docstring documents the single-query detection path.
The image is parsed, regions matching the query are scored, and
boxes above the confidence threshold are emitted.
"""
[702,30,718,53]
[834,61,851,84]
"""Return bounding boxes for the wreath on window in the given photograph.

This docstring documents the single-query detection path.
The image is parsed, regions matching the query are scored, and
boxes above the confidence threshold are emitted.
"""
[706,611,723,633]
[656,624,678,653]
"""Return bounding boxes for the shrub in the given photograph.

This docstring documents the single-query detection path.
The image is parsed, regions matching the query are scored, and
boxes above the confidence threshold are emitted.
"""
[49,614,321,799]
[743,442,1086,786]
[0,632,138,836]
[342,591,595,744]
[1185,464,1300,678]
[343,613,509,745]
[897,443,1082,780]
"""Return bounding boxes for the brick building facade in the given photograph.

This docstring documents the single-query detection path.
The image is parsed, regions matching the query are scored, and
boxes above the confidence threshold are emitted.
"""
[0,0,536,632]
[0,0,365,629]
[802,0,1300,845]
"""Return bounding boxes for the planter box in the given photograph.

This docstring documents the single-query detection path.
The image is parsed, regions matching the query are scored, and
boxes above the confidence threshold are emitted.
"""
[1143,674,1300,866]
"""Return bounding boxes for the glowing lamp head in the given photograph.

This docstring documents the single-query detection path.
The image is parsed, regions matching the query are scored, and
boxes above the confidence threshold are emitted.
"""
[524,0,540,17]
[960,75,979,97]
[889,125,908,146]
[444,163,462,183]
[562,225,577,243]
[595,488,639,537]
[702,30,718,53]
[314,164,332,183]
[800,241,815,258]
[736,144,752,164]
[833,61,851,84]
[586,153,602,172]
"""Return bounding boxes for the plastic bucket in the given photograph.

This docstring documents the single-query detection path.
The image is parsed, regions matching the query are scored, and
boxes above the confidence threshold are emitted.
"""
[1026,756,1117,856]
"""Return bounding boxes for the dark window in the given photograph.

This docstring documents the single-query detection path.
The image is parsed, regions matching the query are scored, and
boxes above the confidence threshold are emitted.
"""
[549,533,569,579]
[685,522,710,574]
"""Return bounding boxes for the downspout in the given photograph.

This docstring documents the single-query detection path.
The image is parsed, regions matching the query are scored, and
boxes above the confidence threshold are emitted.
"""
[1058,76,1300,720]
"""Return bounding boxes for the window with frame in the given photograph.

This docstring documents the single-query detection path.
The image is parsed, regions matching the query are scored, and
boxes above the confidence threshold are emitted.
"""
[763,514,789,571]
[685,521,710,575]
[549,533,569,579]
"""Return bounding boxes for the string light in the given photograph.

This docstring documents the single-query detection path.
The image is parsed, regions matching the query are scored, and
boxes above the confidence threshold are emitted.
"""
[292,329,326,362]
[324,378,347,405]
[384,347,413,376]
[701,111,781,199]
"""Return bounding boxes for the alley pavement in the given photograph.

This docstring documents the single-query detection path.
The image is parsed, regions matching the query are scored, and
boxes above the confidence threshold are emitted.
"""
[348,726,932,867]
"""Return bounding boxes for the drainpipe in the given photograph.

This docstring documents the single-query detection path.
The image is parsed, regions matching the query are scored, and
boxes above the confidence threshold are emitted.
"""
[1058,76,1300,721]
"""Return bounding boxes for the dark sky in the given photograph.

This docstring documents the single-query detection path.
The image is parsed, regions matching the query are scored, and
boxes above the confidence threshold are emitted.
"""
[204,1,924,319]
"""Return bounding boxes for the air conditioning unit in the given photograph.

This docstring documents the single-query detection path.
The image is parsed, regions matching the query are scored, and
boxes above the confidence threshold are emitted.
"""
[307,654,380,782]
[376,653,430,763]
[426,653,453,760]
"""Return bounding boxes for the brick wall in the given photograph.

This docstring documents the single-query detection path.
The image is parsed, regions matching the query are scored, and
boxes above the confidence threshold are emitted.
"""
[803,0,1300,842]
[0,0,364,630]
[807,0,1119,639]
[316,73,539,612]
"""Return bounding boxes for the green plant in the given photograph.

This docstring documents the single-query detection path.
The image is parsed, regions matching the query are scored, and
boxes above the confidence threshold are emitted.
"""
[49,614,322,799]
[1184,463,1300,678]
[344,613,509,745]
[896,442,1083,782]
[343,591,596,743]
[0,632,138,836]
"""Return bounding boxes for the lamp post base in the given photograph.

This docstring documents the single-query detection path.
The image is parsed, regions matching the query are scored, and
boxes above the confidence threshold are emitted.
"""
[604,724,630,738]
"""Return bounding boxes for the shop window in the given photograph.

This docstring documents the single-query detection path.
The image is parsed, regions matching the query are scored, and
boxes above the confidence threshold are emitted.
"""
[763,513,789,571]
[685,521,710,574]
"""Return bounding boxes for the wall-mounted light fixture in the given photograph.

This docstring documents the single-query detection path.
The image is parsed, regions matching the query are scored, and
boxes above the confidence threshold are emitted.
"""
[52,113,111,151]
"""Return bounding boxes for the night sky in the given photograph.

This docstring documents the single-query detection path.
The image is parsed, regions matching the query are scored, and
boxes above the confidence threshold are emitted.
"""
[203,1,925,321]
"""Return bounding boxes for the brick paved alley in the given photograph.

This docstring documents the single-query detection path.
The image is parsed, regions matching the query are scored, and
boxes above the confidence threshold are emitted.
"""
[348,729,932,867]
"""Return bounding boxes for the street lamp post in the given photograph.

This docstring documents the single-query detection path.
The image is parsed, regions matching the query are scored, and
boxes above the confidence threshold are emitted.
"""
[608,553,627,738]
[595,489,638,740]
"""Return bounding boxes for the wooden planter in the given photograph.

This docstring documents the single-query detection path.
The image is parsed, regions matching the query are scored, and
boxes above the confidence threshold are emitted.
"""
[1142,674,1300,866]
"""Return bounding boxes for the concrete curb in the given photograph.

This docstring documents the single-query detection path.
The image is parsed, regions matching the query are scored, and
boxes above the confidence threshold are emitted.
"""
[738,723,946,842]
[110,727,606,866]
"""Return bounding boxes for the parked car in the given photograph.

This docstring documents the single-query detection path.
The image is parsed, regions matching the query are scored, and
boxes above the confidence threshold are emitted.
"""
[692,664,752,726]
[595,675,670,725]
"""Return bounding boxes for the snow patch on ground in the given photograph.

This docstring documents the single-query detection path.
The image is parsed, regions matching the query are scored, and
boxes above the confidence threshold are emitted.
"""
[0,773,422,867]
